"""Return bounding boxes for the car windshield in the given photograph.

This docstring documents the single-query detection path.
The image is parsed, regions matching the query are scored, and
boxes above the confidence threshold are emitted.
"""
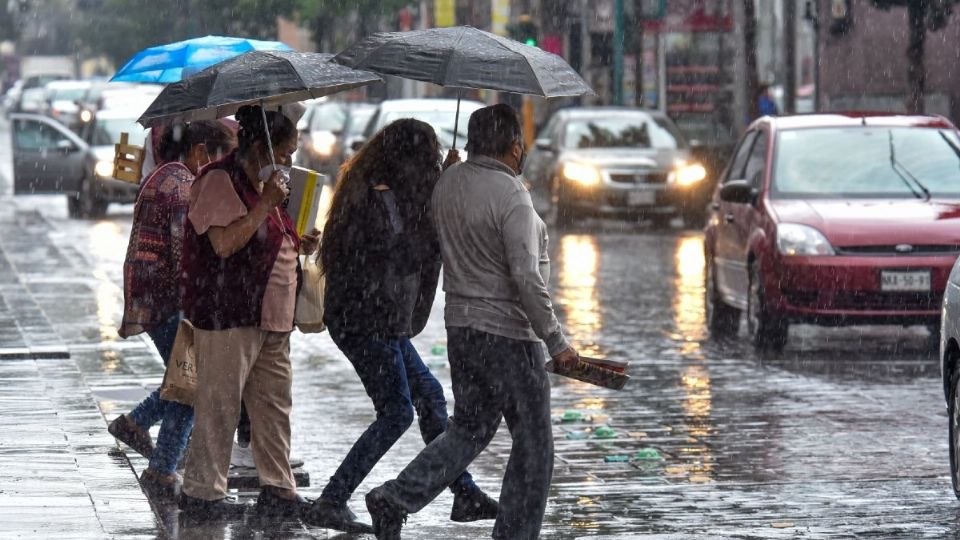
[772,127,960,199]
[345,108,376,137]
[309,103,346,132]
[91,117,148,147]
[562,116,686,149]
[50,88,87,102]
[380,108,477,148]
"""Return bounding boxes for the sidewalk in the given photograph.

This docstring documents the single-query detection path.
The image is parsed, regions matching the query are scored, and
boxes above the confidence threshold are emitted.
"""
[0,203,159,538]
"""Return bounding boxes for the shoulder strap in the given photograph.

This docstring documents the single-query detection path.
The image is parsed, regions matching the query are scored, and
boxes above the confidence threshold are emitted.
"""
[376,189,404,235]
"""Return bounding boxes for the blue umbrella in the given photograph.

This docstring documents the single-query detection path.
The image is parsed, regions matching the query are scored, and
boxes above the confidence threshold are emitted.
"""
[111,35,293,83]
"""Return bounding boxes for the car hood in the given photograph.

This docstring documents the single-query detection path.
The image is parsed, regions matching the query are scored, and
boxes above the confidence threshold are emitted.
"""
[559,148,688,170]
[770,199,960,246]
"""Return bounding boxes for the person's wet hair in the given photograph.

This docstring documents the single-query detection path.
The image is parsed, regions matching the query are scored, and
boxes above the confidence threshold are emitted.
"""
[464,104,522,157]
[320,118,441,273]
[234,105,296,154]
[157,120,235,163]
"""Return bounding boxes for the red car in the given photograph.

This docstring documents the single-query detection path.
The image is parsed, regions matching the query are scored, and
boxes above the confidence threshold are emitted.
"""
[704,113,960,351]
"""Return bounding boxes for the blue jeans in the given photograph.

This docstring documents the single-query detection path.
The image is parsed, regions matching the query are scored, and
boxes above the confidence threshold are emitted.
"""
[321,334,479,504]
[128,314,195,474]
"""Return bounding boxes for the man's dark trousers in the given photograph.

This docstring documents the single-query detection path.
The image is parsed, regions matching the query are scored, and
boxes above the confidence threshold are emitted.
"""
[379,326,554,540]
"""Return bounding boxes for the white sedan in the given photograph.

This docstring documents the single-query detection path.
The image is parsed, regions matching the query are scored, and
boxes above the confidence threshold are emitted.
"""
[939,257,960,499]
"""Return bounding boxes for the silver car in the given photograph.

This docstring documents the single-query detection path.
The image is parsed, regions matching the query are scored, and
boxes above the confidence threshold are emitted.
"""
[11,111,140,218]
[523,107,707,228]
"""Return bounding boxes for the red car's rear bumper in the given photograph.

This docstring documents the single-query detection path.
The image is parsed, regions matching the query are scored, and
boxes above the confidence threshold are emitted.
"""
[768,254,957,324]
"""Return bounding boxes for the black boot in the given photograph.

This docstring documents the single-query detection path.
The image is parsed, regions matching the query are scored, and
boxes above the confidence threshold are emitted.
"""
[366,487,406,540]
[450,488,499,522]
[255,487,312,519]
[304,497,374,533]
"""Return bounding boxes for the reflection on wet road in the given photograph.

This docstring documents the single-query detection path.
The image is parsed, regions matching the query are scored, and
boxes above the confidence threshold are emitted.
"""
[13,193,957,537]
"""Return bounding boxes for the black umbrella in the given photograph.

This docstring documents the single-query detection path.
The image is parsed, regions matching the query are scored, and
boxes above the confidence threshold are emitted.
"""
[333,26,593,148]
[138,50,382,166]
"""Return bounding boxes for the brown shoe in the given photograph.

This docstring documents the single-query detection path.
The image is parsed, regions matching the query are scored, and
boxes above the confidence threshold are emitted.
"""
[108,414,154,458]
[139,468,181,500]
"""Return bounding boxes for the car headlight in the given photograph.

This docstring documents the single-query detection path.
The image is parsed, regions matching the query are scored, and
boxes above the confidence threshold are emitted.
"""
[95,159,114,178]
[669,162,707,186]
[777,223,835,256]
[79,109,92,123]
[562,162,601,186]
[311,131,337,158]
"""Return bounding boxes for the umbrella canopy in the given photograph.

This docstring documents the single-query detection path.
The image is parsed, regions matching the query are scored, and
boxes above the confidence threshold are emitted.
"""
[333,26,593,98]
[137,51,382,127]
[112,35,293,83]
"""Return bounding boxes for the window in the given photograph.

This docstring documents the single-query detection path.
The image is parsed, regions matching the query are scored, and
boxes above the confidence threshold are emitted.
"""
[723,131,757,183]
[742,131,768,187]
[13,119,69,152]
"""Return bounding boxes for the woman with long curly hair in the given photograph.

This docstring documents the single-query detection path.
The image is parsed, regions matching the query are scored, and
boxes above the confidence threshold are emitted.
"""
[305,119,498,533]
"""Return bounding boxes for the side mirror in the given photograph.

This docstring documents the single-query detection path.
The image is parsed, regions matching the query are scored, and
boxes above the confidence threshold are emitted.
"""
[719,180,757,205]
[55,139,77,152]
[535,138,553,151]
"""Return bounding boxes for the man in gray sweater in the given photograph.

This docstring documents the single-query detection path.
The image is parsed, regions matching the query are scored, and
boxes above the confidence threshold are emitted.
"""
[365,104,579,540]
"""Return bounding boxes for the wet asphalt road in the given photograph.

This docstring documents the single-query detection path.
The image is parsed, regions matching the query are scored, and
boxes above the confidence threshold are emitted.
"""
[2,117,959,538]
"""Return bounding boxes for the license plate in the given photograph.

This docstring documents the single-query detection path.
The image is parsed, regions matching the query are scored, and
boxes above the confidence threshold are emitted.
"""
[627,190,656,206]
[880,270,931,291]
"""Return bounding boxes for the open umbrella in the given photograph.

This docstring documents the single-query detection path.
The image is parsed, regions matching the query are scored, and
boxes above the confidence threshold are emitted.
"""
[333,26,593,148]
[111,35,293,84]
[138,50,381,167]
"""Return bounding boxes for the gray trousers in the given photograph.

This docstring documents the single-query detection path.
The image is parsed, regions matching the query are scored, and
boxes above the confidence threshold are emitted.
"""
[380,326,554,540]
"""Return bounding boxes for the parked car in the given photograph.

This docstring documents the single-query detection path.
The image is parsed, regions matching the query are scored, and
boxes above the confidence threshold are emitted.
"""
[522,107,708,228]
[940,255,960,499]
[361,98,485,160]
[43,80,93,127]
[16,87,48,114]
[11,111,141,218]
[705,113,960,352]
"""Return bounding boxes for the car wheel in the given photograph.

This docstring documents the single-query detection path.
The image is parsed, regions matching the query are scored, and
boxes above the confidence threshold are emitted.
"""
[68,177,108,219]
[950,366,960,499]
[748,262,788,352]
[705,255,740,337]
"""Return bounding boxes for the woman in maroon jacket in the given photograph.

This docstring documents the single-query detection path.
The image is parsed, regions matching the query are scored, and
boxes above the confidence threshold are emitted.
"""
[178,105,319,520]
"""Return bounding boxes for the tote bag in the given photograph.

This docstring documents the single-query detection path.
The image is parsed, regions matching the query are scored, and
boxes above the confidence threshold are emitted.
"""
[159,319,198,405]
[295,255,326,333]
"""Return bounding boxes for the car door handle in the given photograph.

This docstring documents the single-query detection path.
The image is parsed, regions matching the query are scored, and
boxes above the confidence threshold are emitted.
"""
[724,213,735,223]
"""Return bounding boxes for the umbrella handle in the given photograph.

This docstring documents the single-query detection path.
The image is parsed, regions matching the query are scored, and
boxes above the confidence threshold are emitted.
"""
[260,102,277,169]
[452,89,461,151]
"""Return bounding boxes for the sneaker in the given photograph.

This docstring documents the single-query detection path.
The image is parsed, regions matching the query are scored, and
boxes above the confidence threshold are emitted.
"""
[139,468,181,500]
[255,487,312,520]
[365,486,406,540]
[230,442,305,469]
[108,414,154,459]
[178,493,250,521]
[450,488,499,522]
[304,497,374,534]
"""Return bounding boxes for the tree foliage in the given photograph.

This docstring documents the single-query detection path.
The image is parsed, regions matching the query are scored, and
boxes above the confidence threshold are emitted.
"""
[75,0,298,66]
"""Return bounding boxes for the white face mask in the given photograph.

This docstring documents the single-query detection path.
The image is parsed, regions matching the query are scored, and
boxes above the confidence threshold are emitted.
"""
[258,164,291,184]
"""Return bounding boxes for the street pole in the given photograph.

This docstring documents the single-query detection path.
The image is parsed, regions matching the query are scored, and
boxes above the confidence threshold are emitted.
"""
[613,0,625,105]
[784,0,797,113]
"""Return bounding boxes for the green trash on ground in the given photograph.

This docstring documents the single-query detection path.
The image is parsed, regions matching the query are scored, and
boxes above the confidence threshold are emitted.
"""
[565,430,589,440]
[604,454,630,463]
[561,410,584,422]
[430,344,447,356]
[634,448,662,460]
[592,425,617,439]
